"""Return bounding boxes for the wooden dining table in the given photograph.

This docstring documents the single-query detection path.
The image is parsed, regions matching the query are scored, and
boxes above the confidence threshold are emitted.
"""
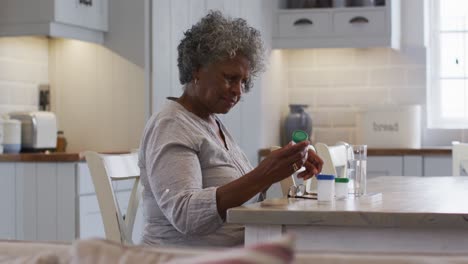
[227,176,468,253]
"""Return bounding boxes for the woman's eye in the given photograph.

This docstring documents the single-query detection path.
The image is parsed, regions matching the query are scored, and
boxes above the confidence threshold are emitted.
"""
[225,76,234,82]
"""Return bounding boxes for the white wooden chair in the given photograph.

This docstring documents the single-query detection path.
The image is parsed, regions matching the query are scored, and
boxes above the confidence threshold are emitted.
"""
[305,142,349,192]
[452,142,468,176]
[315,142,349,177]
[82,151,141,244]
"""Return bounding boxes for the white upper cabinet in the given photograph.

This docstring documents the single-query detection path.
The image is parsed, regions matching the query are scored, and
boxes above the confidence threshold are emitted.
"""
[272,0,400,49]
[0,0,108,44]
[55,0,108,31]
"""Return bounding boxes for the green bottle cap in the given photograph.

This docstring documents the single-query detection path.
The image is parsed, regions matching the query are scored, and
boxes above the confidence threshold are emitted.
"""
[335,178,349,183]
[292,130,309,143]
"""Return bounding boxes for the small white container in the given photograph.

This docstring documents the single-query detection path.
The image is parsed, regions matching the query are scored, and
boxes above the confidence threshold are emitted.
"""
[2,119,21,153]
[335,177,349,200]
[317,174,335,202]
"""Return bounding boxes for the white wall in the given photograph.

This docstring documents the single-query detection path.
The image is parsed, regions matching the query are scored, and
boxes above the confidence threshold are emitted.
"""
[0,37,48,114]
[49,39,145,152]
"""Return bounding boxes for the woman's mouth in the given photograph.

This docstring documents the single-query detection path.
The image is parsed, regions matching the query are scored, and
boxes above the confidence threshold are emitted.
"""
[222,97,237,106]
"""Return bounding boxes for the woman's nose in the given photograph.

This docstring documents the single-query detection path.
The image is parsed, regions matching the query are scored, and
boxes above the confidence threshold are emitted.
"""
[230,81,243,95]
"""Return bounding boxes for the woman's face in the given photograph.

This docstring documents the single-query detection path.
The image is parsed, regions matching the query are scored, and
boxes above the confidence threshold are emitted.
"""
[192,54,250,115]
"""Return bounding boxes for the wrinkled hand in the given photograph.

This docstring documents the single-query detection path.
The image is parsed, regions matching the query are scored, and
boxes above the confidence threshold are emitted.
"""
[256,141,322,184]
[296,146,323,181]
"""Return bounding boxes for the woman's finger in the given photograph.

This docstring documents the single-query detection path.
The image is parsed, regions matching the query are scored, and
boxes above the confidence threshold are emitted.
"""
[277,141,310,158]
[297,160,318,179]
[307,149,323,173]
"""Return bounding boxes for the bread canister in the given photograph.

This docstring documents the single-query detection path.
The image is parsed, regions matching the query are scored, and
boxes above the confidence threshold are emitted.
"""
[2,119,21,153]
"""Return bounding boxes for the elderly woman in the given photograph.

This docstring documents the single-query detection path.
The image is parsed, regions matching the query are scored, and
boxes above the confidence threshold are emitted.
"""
[138,11,323,247]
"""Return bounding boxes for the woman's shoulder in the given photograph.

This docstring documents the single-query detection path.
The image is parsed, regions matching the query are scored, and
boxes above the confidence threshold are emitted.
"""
[155,100,197,127]
[147,101,203,138]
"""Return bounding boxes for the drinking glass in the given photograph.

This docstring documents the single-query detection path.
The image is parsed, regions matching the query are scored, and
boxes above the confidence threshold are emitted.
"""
[347,145,367,196]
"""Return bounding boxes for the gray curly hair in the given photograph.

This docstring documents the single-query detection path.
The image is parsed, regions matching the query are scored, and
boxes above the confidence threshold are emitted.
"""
[177,10,265,92]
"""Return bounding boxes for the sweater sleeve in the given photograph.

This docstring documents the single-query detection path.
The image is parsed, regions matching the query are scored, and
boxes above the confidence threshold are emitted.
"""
[144,121,224,236]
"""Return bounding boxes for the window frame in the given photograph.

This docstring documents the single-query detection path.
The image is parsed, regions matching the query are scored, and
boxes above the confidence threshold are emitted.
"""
[427,0,468,129]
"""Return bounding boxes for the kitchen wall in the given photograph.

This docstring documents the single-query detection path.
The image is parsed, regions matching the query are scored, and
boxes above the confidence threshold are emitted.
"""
[49,39,145,153]
[285,47,468,146]
[286,47,425,144]
[0,37,48,114]
[0,37,145,153]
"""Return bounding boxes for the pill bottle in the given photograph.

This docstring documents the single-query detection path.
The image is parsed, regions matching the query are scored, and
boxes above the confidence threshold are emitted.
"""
[292,130,309,144]
[317,174,335,202]
[291,130,308,173]
[335,177,349,200]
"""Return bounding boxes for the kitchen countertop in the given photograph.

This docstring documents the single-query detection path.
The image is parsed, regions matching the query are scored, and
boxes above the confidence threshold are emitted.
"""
[367,147,451,156]
[227,176,468,228]
[0,151,131,162]
[258,147,451,161]
[0,147,452,162]
[227,176,468,253]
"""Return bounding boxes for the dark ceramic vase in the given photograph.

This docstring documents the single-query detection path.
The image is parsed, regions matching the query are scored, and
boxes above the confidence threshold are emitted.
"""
[283,104,313,145]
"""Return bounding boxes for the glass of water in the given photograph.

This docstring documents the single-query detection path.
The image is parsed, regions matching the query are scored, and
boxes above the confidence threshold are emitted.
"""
[347,145,367,196]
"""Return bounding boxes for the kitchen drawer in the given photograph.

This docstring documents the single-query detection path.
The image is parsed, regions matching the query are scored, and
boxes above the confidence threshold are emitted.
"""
[278,12,330,38]
[333,10,386,36]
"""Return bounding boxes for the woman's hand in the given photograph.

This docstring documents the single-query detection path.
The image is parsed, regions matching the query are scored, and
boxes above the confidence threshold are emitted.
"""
[216,141,323,218]
[256,141,313,184]
[296,147,323,181]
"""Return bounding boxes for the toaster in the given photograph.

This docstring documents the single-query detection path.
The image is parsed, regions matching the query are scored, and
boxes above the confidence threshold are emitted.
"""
[9,111,57,151]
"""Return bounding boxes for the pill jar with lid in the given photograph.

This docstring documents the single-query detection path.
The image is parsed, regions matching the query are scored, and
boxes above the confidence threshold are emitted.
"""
[317,174,335,202]
[291,130,309,173]
[335,177,349,200]
[292,129,308,143]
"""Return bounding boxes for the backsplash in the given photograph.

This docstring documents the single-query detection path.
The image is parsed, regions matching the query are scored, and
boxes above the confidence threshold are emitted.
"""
[285,48,466,146]
[0,37,145,153]
[0,37,48,115]
[49,39,145,152]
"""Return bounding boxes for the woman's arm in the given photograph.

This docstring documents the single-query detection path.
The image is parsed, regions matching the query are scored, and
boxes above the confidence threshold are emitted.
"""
[216,140,323,219]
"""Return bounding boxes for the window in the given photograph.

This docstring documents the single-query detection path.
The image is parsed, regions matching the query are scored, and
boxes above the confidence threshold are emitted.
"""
[427,0,468,128]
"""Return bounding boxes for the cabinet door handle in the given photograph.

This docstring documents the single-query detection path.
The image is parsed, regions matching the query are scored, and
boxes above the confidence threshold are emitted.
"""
[293,18,313,26]
[79,0,93,6]
[349,16,369,24]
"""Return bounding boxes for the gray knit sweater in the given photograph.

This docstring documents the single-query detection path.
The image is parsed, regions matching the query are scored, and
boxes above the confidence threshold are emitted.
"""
[138,99,258,247]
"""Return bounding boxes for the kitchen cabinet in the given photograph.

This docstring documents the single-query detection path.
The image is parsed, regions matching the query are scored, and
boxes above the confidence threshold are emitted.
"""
[424,156,452,177]
[0,162,76,242]
[272,0,400,49]
[0,0,108,44]
[0,160,143,243]
[0,164,15,240]
[367,156,403,177]
[367,155,451,177]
